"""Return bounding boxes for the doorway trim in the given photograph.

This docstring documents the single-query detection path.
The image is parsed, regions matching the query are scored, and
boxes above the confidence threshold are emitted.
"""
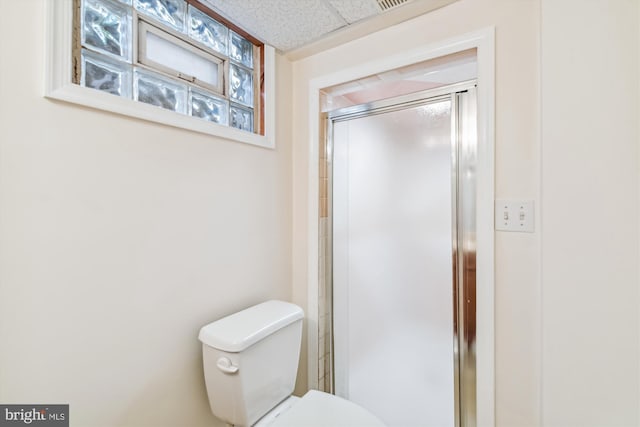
[306,27,495,426]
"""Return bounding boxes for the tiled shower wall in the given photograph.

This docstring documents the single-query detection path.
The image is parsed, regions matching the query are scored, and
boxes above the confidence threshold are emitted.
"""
[317,120,332,392]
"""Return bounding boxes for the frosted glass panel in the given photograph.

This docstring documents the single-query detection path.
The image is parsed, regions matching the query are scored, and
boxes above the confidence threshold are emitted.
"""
[82,0,132,61]
[81,49,132,98]
[333,100,454,427]
[135,0,186,32]
[144,31,219,86]
[188,6,228,55]
[134,68,186,113]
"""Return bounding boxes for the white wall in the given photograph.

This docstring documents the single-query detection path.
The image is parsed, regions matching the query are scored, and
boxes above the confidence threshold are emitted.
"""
[0,1,293,426]
[541,1,640,425]
[290,1,541,425]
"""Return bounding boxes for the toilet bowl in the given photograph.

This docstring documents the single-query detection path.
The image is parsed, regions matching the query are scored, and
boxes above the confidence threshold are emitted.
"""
[254,391,385,427]
[198,300,385,427]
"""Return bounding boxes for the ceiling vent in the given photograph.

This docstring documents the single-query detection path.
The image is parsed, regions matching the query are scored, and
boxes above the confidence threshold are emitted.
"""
[376,0,412,12]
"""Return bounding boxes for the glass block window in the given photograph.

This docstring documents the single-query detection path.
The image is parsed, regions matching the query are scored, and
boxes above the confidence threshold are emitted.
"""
[81,0,132,61]
[230,104,253,133]
[134,68,187,113]
[81,49,132,97]
[230,31,253,68]
[134,0,186,32]
[188,6,228,55]
[73,0,263,134]
[229,63,253,107]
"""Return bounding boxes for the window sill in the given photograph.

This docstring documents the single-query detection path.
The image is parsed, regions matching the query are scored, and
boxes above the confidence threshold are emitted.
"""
[45,0,276,149]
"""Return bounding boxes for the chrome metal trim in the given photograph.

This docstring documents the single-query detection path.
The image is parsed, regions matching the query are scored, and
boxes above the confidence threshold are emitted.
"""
[451,91,461,427]
[328,80,477,121]
[324,82,477,426]
[326,113,336,395]
[456,88,477,427]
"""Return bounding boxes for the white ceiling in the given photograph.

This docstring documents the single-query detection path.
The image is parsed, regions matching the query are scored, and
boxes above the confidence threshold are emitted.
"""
[198,0,459,53]
[321,48,477,110]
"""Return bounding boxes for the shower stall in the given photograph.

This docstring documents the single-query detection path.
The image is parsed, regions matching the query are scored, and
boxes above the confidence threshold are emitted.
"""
[319,82,477,427]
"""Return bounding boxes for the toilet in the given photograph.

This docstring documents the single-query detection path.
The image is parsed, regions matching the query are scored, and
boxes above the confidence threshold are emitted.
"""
[198,300,385,427]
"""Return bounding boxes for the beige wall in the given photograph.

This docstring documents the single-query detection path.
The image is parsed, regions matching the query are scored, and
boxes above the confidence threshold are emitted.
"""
[291,0,640,425]
[290,0,541,425]
[2,0,639,426]
[0,1,293,426]
[541,0,640,425]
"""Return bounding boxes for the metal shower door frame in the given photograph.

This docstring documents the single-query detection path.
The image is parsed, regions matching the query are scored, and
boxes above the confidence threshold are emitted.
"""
[324,80,478,427]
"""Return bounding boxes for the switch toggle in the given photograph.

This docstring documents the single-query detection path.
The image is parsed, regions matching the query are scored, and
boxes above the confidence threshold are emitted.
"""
[495,200,534,232]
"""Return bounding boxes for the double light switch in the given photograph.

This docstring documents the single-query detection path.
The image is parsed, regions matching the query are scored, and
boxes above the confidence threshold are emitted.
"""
[495,200,534,232]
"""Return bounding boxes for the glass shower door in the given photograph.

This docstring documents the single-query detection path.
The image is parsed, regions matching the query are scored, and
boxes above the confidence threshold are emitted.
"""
[332,98,455,427]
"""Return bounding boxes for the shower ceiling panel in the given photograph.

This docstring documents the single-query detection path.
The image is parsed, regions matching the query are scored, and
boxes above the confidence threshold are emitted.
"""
[197,0,460,53]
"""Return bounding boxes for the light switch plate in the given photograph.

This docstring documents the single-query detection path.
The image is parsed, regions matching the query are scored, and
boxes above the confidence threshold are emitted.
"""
[495,200,534,232]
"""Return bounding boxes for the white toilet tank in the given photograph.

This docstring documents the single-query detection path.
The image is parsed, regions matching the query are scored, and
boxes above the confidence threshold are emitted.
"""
[198,300,304,427]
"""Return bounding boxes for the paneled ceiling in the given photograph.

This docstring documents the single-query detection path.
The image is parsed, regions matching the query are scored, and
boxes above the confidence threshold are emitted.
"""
[198,0,460,55]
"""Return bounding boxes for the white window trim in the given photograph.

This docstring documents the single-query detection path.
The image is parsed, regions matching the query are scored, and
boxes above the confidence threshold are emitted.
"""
[45,0,276,149]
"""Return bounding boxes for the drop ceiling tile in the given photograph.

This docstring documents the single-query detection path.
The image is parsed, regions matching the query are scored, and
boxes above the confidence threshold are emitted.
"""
[200,0,347,51]
[327,0,380,24]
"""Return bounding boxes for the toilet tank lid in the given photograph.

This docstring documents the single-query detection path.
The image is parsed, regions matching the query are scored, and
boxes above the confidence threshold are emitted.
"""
[198,300,304,352]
